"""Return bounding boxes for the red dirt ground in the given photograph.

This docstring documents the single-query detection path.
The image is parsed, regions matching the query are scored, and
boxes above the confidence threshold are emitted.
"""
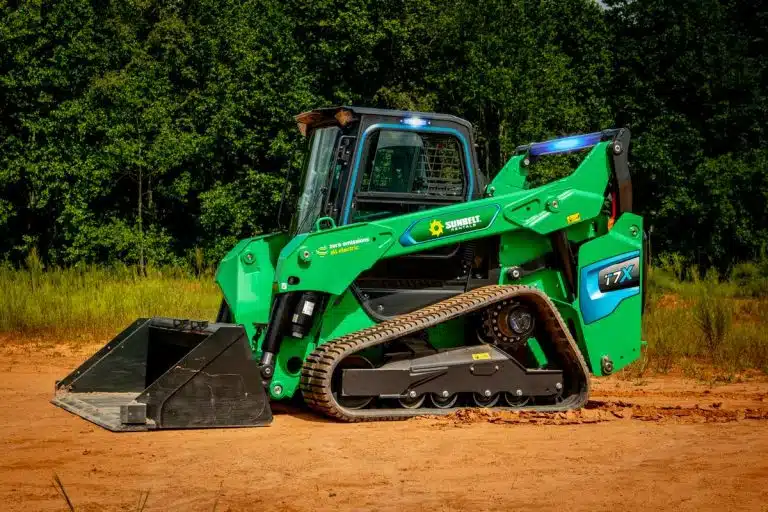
[1,342,768,511]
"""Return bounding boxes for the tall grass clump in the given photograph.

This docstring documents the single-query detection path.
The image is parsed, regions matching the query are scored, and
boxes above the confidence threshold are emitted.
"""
[0,261,221,340]
[639,260,700,372]
[692,268,733,362]
[635,251,768,377]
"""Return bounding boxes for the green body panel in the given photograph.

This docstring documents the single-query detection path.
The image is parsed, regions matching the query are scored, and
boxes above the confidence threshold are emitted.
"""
[318,291,377,343]
[215,232,288,348]
[575,213,644,375]
[498,230,551,267]
[500,268,569,302]
[265,291,379,400]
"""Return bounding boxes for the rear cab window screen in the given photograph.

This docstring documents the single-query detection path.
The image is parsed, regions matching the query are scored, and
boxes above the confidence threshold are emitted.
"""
[352,129,467,222]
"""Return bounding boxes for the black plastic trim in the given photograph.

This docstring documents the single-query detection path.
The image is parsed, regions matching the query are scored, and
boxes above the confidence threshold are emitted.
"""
[610,128,633,213]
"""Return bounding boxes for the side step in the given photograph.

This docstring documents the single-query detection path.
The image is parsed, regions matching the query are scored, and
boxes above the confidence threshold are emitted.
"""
[52,317,272,431]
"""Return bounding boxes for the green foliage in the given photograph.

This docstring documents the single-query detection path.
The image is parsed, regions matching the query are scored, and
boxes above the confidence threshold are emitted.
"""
[1,0,767,271]
[729,250,768,297]
[1,0,315,267]
[607,0,768,270]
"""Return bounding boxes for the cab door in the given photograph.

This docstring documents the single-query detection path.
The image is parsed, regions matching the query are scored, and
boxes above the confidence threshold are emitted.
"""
[343,123,478,319]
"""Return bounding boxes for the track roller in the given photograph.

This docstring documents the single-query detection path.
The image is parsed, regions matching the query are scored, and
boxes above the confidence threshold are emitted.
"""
[503,392,531,408]
[472,392,501,407]
[431,393,459,409]
[398,392,426,409]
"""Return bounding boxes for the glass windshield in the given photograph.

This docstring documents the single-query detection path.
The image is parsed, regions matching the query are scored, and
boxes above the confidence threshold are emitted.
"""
[292,126,341,234]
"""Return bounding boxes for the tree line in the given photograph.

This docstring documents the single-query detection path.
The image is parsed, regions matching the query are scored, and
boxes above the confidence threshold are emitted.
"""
[1,0,766,271]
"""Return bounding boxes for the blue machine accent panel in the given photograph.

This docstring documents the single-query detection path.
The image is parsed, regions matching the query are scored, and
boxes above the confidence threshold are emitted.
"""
[579,250,640,324]
[398,219,420,247]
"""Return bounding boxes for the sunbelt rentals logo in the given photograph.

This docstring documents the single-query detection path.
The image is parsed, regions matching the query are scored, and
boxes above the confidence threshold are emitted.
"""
[429,215,483,237]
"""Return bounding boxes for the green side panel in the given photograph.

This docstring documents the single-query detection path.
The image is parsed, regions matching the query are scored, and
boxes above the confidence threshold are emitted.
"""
[489,155,528,193]
[318,291,377,343]
[500,268,569,304]
[215,232,287,347]
[498,230,552,267]
[575,213,644,375]
[427,317,466,350]
[275,223,396,295]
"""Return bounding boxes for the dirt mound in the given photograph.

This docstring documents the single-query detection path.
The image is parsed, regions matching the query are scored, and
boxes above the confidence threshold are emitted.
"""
[417,400,768,427]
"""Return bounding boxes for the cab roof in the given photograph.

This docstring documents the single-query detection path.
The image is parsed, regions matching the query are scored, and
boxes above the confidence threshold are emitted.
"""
[294,106,473,136]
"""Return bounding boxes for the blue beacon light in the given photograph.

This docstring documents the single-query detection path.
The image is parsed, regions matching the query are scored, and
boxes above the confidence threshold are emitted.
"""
[400,117,431,128]
[528,132,603,157]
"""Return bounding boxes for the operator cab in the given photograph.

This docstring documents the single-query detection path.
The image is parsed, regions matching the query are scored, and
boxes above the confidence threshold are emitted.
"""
[290,106,484,235]
[290,106,490,319]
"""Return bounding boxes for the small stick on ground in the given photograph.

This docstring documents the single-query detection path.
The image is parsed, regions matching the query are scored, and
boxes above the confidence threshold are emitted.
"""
[136,490,150,512]
[52,472,75,511]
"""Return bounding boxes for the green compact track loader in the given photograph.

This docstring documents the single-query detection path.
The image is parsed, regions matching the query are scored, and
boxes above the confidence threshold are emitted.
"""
[52,106,647,431]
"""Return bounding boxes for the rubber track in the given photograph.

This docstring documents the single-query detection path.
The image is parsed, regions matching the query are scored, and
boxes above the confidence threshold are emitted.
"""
[300,285,591,422]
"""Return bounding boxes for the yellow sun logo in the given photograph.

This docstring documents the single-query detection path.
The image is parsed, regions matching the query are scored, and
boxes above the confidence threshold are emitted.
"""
[429,219,444,237]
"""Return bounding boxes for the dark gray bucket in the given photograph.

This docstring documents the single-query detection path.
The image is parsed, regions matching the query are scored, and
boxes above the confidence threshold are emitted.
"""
[52,318,272,431]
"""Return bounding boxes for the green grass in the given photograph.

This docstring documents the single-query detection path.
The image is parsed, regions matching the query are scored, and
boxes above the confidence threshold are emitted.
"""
[0,262,221,341]
[636,258,768,378]
[0,253,766,377]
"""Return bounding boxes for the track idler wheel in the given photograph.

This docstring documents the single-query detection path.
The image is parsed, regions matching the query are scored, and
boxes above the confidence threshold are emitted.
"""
[480,299,536,349]
[332,355,374,410]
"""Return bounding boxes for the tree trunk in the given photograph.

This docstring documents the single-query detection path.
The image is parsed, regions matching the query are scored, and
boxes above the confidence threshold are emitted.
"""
[147,175,153,212]
[138,167,145,277]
